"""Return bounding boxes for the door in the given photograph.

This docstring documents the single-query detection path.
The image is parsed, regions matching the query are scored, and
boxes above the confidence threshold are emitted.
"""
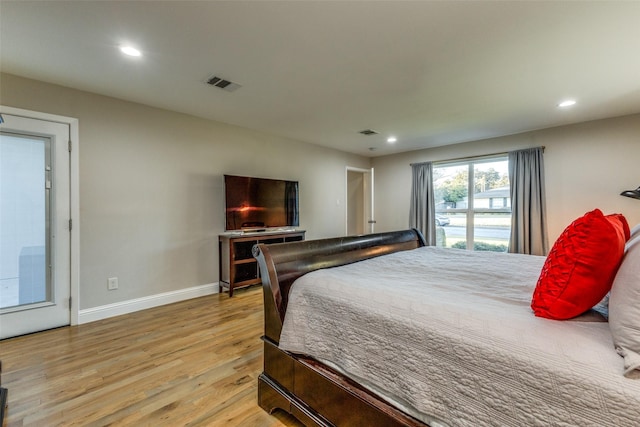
[0,112,71,339]
[346,167,374,235]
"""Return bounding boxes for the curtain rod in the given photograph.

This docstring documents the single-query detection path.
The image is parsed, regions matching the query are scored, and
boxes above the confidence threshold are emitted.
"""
[410,146,545,166]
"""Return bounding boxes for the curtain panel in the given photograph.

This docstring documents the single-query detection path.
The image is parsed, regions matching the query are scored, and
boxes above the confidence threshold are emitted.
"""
[285,181,299,226]
[409,162,436,245]
[508,147,549,256]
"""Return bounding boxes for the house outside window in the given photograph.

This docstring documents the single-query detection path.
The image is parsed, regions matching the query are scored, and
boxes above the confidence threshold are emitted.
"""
[433,156,511,251]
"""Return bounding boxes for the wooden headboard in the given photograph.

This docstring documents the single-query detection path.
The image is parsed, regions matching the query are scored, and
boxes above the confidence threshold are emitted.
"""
[253,229,426,342]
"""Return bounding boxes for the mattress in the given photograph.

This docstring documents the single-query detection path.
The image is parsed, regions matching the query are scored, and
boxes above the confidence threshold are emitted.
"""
[278,246,640,426]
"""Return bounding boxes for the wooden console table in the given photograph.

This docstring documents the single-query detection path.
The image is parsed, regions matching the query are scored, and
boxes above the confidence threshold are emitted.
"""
[219,230,305,296]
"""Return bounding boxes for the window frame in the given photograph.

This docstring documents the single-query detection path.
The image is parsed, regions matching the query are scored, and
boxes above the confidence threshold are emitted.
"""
[433,154,511,251]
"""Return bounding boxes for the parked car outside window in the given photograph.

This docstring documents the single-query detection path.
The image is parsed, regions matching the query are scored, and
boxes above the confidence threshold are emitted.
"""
[436,215,450,226]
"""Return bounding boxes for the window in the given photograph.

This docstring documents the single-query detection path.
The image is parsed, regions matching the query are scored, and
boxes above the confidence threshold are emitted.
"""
[433,156,511,251]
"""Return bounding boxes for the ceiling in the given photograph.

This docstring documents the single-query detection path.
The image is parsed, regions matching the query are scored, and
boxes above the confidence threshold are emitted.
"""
[1,1,640,157]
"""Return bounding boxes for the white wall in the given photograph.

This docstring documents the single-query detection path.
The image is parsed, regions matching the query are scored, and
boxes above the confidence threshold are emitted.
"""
[0,73,370,310]
[372,113,640,243]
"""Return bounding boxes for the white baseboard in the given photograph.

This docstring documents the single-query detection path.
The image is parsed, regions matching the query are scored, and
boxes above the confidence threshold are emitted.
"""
[78,282,220,324]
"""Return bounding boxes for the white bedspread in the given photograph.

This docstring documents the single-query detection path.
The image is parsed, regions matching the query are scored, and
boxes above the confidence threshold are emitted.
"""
[279,246,640,427]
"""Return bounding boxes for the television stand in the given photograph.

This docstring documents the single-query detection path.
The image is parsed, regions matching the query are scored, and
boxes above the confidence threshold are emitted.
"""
[218,230,305,296]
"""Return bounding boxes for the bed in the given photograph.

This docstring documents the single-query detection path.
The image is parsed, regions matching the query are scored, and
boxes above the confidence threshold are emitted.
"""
[252,227,640,426]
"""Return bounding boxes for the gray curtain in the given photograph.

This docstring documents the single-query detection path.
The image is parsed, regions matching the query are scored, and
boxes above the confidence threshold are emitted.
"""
[409,162,436,245]
[508,147,549,255]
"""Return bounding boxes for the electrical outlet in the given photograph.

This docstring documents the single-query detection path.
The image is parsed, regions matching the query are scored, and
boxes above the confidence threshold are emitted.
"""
[107,277,118,290]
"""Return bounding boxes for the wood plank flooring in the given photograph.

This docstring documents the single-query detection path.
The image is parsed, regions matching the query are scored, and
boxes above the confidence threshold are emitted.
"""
[0,287,305,427]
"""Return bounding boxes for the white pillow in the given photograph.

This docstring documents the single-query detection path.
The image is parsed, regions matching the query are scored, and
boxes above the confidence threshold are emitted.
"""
[609,237,640,378]
[626,224,640,251]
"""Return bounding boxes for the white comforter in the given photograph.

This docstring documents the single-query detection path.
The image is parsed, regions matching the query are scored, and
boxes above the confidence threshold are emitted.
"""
[279,246,640,427]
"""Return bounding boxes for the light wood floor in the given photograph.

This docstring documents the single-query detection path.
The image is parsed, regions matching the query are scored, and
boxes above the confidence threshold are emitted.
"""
[0,287,305,427]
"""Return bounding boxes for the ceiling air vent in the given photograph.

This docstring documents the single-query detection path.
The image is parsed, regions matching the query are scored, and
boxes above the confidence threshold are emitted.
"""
[359,129,378,135]
[206,75,242,92]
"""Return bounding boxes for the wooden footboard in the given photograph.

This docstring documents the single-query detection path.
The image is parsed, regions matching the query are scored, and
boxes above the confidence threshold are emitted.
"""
[253,229,427,426]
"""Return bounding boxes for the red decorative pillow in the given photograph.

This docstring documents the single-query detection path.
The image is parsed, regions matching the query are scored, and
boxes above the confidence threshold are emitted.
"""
[531,209,630,320]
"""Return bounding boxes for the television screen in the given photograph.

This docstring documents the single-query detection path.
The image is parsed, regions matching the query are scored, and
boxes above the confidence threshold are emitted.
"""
[224,175,299,231]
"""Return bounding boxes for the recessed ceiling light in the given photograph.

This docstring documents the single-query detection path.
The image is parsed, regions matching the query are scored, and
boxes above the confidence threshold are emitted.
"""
[387,136,397,143]
[558,99,576,108]
[120,46,142,57]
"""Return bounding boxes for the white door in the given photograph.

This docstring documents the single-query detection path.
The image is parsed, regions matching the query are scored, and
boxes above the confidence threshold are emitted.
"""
[346,167,375,235]
[0,112,71,339]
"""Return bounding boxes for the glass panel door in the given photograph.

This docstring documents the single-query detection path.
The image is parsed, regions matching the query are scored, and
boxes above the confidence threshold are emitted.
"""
[0,133,51,309]
[0,111,71,339]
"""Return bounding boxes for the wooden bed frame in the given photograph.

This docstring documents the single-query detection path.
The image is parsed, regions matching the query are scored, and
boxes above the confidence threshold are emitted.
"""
[253,229,428,426]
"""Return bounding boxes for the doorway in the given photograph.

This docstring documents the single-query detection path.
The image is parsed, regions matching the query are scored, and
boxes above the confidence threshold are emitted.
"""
[346,167,374,235]
[0,108,79,339]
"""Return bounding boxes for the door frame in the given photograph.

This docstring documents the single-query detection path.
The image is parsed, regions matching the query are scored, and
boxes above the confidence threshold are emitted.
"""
[1,105,80,326]
[345,166,374,235]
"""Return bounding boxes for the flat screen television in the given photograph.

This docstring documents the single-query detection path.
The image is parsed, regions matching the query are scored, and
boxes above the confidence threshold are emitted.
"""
[224,174,299,231]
